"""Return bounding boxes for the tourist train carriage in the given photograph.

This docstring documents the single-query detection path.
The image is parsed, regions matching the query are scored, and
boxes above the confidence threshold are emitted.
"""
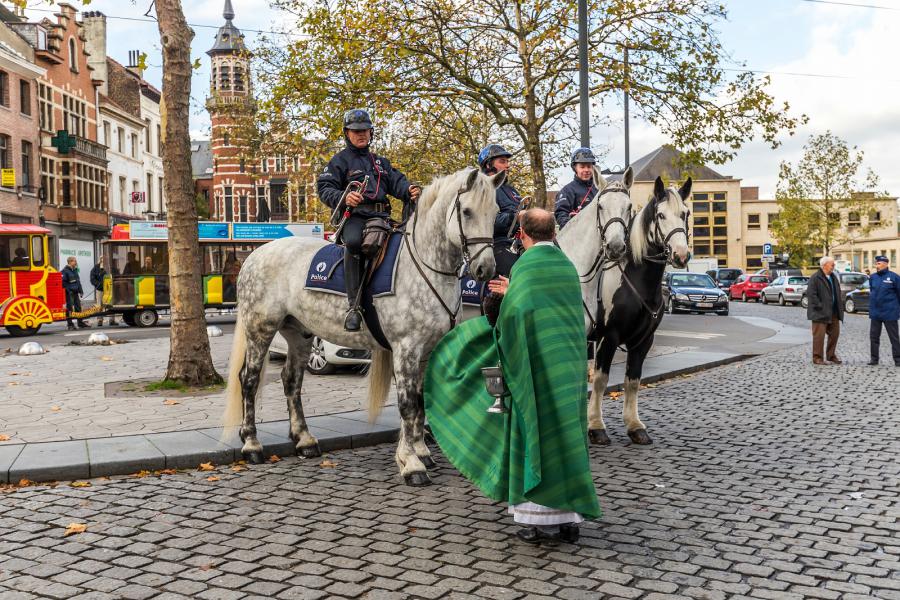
[103,221,324,327]
[0,225,67,337]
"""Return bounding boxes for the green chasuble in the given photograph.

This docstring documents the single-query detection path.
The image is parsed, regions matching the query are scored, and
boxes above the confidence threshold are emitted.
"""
[424,244,600,519]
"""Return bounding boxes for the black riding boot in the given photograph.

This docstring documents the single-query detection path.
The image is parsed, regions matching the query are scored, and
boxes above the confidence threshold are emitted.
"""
[344,250,364,332]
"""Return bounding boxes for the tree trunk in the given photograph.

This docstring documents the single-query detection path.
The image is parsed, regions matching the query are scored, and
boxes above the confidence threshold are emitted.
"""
[156,0,222,385]
[526,136,548,208]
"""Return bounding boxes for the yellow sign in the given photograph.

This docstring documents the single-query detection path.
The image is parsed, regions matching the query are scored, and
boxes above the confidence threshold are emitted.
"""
[1,168,14,187]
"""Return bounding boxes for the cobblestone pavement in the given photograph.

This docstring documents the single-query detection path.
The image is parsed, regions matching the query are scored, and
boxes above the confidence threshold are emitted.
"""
[0,329,685,445]
[1,304,898,599]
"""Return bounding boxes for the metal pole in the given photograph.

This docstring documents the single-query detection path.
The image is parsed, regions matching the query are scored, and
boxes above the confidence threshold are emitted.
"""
[624,45,630,167]
[578,0,589,147]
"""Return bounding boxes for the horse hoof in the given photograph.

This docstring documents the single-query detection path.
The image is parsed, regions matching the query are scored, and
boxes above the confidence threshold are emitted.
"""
[404,471,432,487]
[628,429,653,445]
[588,429,611,446]
[244,451,264,464]
[298,444,322,459]
[420,455,436,469]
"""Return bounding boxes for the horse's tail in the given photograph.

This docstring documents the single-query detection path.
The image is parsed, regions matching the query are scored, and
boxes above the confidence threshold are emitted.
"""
[222,314,247,431]
[367,348,393,422]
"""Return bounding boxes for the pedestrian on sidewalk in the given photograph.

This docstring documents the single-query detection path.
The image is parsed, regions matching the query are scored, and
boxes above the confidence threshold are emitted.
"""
[89,256,117,327]
[61,256,90,331]
[424,208,600,547]
[806,256,843,365]
[867,255,900,366]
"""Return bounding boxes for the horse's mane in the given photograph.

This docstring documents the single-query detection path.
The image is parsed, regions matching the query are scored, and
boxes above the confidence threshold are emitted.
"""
[417,169,471,213]
[630,188,681,264]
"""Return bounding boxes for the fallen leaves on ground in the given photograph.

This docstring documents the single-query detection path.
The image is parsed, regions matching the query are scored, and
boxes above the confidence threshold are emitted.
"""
[50,406,61,412]
[156,469,178,476]
[199,564,213,571]
[132,470,151,478]
[64,523,87,537]
[198,462,216,471]
[231,465,247,472]
[0,434,11,442]
[69,481,91,488]
[268,455,281,463]
[206,476,220,482]
[609,391,622,399]
[162,399,180,406]
[319,459,339,468]
[100,356,113,361]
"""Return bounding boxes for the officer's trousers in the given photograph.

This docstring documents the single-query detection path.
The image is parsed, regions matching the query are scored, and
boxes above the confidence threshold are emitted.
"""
[870,319,900,364]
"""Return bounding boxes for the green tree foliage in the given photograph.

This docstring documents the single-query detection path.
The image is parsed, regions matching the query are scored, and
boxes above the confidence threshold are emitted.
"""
[773,132,883,258]
[252,0,801,205]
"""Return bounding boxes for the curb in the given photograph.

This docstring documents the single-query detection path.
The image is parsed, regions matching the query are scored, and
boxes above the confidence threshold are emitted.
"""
[1,352,751,484]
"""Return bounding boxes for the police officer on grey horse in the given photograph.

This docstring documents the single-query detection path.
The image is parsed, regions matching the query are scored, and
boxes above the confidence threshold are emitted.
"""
[555,147,599,229]
[317,109,421,331]
[479,144,523,277]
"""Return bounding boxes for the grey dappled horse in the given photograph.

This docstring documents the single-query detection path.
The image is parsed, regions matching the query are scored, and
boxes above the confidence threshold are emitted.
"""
[588,177,693,446]
[223,167,504,486]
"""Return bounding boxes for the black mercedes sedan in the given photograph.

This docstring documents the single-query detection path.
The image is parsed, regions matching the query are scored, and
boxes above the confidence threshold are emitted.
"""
[663,272,730,315]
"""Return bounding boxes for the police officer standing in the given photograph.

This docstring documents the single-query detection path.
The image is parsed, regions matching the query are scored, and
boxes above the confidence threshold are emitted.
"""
[317,109,420,332]
[478,144,523,277]
[555,148,598,229]
[867,255,900,366]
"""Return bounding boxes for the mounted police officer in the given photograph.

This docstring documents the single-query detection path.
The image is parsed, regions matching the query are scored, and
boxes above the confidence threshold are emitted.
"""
[317,109,421,332]
[479,144,523,277]
[555,147,598,229]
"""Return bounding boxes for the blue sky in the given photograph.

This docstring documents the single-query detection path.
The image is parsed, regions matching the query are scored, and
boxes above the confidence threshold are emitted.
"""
[25,0,900,197]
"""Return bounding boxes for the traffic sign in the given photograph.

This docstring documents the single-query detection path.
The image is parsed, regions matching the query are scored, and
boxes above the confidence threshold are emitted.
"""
[762,243,773,255]
[762,254,775,262]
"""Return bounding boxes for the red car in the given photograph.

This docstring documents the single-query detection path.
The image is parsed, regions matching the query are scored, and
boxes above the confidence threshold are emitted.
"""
[729,274,770,302]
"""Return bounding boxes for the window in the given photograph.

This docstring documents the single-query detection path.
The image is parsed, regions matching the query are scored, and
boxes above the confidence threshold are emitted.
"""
[19,80,31,115]
[693,243,710,255]
[848,212,861,227]
[131,133,138,158]
[768,213,779,230]
[147,173,153,210]
[119,176,126,209]
[772,277,784,286]
[1,236,30,269]
[223,132,230,146]
[103,121,111,146]
[117,128,124,153]
[694,227,710,237]
[41,157,56,204]
[220,65,231,91]
[68,38,78,71]
[145,122,151,151]
[260,157,268,173]
[869,211,881,225]
[0,134,9,172]
[0,71,8,106]
[712,201,727,212]
[31,236,44,267]
[713,226,727,237]
[693,216,709,226]
[62,95,86,137]
[224,186,233,221]
[275,156,286,172]
[239,193,248,222]
[714,215,726,225]
[693,193,708,201]
[21,141,32,187]
[692,202,709,213]
[38,84,53,131]
[157,124,162,155]
[158,176,164,210]
[747,214,760,230]
[234,65,244,92]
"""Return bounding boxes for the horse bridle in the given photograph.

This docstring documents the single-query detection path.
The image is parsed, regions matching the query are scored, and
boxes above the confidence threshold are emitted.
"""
[576,184,632,284]
[641,195,690,266]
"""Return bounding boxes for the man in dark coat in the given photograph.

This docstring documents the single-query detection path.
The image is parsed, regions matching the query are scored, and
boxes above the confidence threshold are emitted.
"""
[867,255,900,366]
[806,256,843,365]
[61,256,90,330]
[478,144,524,277]
[317,109,420,331]
[89,256,116,327]
[554,148,598,229]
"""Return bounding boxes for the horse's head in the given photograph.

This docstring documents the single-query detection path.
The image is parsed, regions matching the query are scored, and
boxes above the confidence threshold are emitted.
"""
[447,168,504,281]
[633,176,692,268]
[592,165,634,261]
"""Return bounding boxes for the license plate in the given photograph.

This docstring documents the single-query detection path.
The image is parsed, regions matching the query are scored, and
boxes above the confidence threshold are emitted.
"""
[697,302,714,308]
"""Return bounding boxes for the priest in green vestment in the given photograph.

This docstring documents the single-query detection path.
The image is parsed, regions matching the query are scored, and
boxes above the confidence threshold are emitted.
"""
[424,208,600,546]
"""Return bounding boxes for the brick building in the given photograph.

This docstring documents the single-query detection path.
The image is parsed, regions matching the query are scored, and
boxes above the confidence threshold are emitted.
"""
[0,10,43,224]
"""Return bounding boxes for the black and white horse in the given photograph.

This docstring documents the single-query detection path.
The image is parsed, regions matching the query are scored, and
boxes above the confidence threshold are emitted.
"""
[588,176,692,446]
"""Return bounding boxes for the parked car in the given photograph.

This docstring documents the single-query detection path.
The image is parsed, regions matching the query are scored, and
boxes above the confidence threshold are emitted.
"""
[754,267,804,283]
[269,333,371,375]
[760,275,809,306]
[729,274,770,302]
[706,268,744,292]
[800,271,868,309]
[663,272,729,315]
[844,281,871,314]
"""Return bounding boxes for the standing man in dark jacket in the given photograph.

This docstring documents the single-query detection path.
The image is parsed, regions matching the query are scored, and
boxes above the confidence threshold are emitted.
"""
[317,109,420,331]
[61,256,90,330]
[478,144,523,277]
[555,148,598,229]
[89,256,116,327]
[806,256,843,365]
[867,255,900,366]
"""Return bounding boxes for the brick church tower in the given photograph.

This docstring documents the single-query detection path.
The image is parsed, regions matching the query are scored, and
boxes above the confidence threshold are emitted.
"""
[206,0,256,222]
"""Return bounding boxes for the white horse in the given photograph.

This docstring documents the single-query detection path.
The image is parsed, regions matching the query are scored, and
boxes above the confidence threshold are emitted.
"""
[223,167,504,486]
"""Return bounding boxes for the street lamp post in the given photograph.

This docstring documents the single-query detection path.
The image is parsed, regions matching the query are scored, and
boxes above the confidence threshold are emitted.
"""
[578,0,589,147]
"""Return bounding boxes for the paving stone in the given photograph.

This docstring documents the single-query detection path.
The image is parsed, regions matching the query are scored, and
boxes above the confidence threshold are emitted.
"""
[87,435,166,477]
[144,431,234,469]
[8,441,89,482]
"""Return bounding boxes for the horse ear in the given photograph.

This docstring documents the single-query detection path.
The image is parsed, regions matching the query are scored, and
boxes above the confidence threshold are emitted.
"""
[464,168,479,192]
[592,165,608,193]
[622,166,634,190]
[490,169,507,189]
[678,177,693,201]
[653,176,666,201]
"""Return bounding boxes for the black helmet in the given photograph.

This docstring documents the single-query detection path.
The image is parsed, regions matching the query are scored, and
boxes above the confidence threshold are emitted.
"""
[343,108,374,131]
[478,144,513,172]
[570,147,596,168]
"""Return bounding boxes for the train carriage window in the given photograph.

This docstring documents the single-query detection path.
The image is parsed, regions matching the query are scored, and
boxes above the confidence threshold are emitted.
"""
[1,236,31,268]
[31,236,45,267]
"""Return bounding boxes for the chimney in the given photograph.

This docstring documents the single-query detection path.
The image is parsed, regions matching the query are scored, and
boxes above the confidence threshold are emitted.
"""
[82,11,108,94]
[127,50,145,79]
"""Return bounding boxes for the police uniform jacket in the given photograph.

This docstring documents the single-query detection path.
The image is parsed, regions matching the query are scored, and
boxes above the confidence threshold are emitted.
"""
[317,144,412,217]
[494,182,523,247]
[869,269,900,321]
[554,177,597,229]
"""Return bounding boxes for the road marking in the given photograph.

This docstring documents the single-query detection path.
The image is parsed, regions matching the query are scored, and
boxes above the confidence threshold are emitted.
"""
[655,330,726,340]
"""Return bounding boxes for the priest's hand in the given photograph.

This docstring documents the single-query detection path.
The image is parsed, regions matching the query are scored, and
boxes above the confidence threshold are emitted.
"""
[487,275,509,296]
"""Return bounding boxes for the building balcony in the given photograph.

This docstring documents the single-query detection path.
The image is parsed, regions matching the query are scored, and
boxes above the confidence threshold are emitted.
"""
[42,204,109,231]
[72,136,108,162]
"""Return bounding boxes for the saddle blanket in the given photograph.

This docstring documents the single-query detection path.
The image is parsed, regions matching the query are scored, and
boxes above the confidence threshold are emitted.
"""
[304,232,403,297]
[460,275,488,306]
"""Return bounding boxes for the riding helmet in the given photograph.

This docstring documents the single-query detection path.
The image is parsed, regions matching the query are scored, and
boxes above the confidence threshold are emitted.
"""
[570,147,597,168]
[478,144,513,172]
[343,109,374,131]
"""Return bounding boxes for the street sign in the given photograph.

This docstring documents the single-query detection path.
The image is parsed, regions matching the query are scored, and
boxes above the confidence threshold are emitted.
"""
[1,168,15,187]
[130,191,145,204]
[762,253,775,262]
[762,243,773,255]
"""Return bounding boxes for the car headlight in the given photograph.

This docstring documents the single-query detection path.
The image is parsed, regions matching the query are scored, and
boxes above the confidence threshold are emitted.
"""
[675,293,689,301]
[718,292,727,299]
